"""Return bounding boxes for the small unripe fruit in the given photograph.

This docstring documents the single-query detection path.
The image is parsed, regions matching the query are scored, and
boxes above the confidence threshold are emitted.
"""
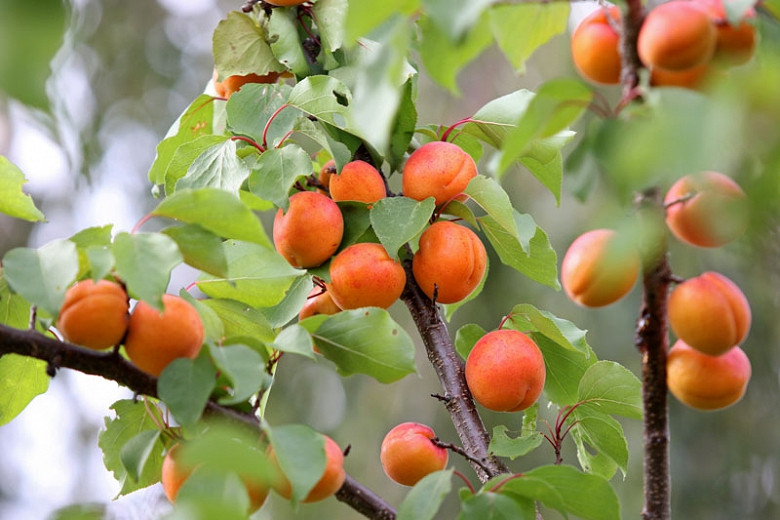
[465,329,546,412]
[272,435,346,503]
[402,141,477,206]
[273,191,345,268]
[638,1,717,71]
[570,6,622,85]
[664,171,748,248]
[667,340,751,411]
[328,243,406,310]
[57,279,130,350]
[412,221,487,304]
[124,294,205,377]
[561,229,640,307]
[380,422,449,486]
[328,160,387,205]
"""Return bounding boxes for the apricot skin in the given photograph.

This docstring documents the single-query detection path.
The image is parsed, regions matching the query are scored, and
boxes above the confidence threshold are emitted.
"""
[667,340,751,411]
[327,243,406,310]
[272,435,346,503]
[638,1,717,71]
[299,286,342,354]
[650,63,710,89]
[664,171,747,248]
[402,141,477,206]
[124,294,205,377]
[465,329,546,412]
[412,221,487,304]
[273,191,345,268]
[318,159,337,192]
[696,0,756,66]
[329,160,387,205]
[571,6,622,85]
[561,229,640,308]
[214,72,281,99]
[57,279,130,350]
[380,422,449,487]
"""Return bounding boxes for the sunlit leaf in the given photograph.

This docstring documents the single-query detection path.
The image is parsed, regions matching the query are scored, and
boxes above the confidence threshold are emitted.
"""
[0,354,49,426]
[212,11,286,79]
[175,139,250,193]
[247,144,313,211]
[157,355,217,426]
[113,232,183,309]
[489,3,569,73]
[0,157,45,222]
[397,470,453,520]
[120,430,161,483]
[370,197,435,258]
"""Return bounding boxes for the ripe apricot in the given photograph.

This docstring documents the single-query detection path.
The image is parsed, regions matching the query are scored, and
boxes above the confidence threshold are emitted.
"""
[299,286,342,353]
[570,6,622,85]
[664,171,748,248]
[124,294,204,377]
[561,229,640,307]
[465,329,546,412]
[271,435,346,503]
[56,279,130,350]
[318,159,337,193]
[328,160,387,205]
[380,422,449,486]
[213,71,281,99]
[402,141,477,206]
[638,1,717,71]
[412,220,487,304]
[273,191,345,268]
[650,63,711,89]
[668,271,750,356]
[696,0,756,66]
[327,242,406,310]
[667,340,751,410]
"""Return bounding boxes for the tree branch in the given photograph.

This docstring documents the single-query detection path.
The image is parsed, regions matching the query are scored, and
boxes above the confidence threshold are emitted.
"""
[620,0,645,96]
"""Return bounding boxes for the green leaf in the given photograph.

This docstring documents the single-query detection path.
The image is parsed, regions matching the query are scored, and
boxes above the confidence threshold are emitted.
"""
[535,335,596,406]
[208,343,270,405]
[69,225,115,280]
[459,492,535,520]
[577,361,642,419]
[370,197,435,258]
[344,0,419,42]
[506,303,590,354]
[0,157,45,222]
[49,503,106,520]
[163,135,229,195]
[85,247,115,283]
[175,139,250,193]
[518,133,574,206]
[488,424,544,460]
[113,232,183,309]
[314,308,417,383]
[269,8,310,76]
[264,423,326,504]
[247,144,313,211]
[212,11,286,79]
[454,323,486,361]
[397,470,453,520]
[201,298,276,345]
[259,274,313,328]
[387,78,418,171]
[314,0,348,52]
[0,354,49,426]
[422,0,497,41]
[152,188,272,248]
[226,82,293,147]
[571,408,627,478]
[465,176,519,238]
[338,201,372,252]
[157,356,217,427]
[272,323,316,359]
[173,471,250,519]
[463,89,536,148]
[2,239,79,316]
[163,224,229,278]
[120,430,162,483]
[287,75,352,128]
[0,277,31,328]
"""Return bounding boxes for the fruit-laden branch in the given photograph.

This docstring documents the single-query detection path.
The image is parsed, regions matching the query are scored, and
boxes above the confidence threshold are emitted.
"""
[0,323,397,520]
[400,258,510,482]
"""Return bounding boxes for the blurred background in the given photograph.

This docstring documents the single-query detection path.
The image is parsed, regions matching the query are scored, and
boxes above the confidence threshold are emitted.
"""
[1,0,778,519]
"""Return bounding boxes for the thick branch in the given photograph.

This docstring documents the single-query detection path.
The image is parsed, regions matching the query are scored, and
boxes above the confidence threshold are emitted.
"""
[336,475,396,520]
[620,0,645,96]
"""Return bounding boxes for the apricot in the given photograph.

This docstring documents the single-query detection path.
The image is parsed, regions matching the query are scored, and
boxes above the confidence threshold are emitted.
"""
[570,6,622,85]
[318,159,337,192]
[561,229,640,307]
[299,286,342,353]
[380,422,449,487]
[638,1,717,71]
[402,141,477,206]
[124,294,205,377]
[650,63,711,89]
[668,271,750,356]
[56,279,130,350]
[273,190,345,268]
[213,71,281,99]
[271,435,346,503]
[327,242,406,310]
[667,340,751,410]
[412,221,487,304]
[664,171,748,248]
[161,444,269,513]
[465,329,546,412]
[696,0,756,66]
[328,160,387,205]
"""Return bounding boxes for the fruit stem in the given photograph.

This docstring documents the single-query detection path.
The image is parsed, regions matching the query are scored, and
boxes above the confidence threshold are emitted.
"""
[231,135,266,153]
[440,117,475,143]
[452,469,476,494]
[131,212,154,234]
[262,103,291,149]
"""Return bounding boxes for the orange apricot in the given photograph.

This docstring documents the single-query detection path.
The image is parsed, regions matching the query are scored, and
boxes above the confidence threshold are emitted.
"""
[570,6,623,85]
[412,220,487,304]
[272,435,346,503]
[318,159,337,192]
[650,63,711,89]
[638,1,717,71]
[328,160,387,205]
[327,242,406,310]
[402,141,477,206]
[696,0,756,66]
[561,229,640,307]
[273,191,345,268]
[667,340,751,410]
[299,286,342,353]
[664,171,748,248]
[465,329,546,412]
[124,294,204,377]
[668,271,750,356]
[56,279,130,350]
[380,422,449,487]
[213,69,282,99]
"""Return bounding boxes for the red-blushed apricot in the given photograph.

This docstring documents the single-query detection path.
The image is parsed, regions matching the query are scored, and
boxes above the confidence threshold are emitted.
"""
[56,279,130,350]
[161,444,269,513]
[664,171,748,248]
[402,141,477,206]
[299,286,342,353]
[696,0,757,66]
[650,63,711,89]
[561,229,640,307]
[328,160,387,205]
[271,435,346,503]
[667,340,751,410]
[412,221,487,304]
[380,422,449,487]
[124,294,204,377]
[273,191,345,268]
[318,159,337,193]
[465,329,546,412]
[668,271,750,356]
[213,70,282,99]
[638,1,717,71]
[570,6,622,85]
[327,243,406,310]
